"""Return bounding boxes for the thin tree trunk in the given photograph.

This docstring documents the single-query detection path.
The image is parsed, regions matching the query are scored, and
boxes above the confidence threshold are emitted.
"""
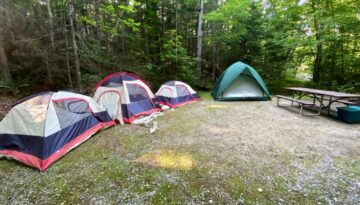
[47,0,55,47]
[311,0,322,83]
[80,4,88,40]
[212,43,217,82]
[340,36,345,77]
[329,41,336,85]
[122,38,126,63]
[64,14,73,89]
[46,0,54,84]
[0,2,13,85]
[351,34,358,75]
[68,0,82,91]
[175,0,178,72]
[43,49,53,85]
[94,0,101,49]
[65,39,73,89]
[0,33,13,85]
[5,10,15,42]
[196,0,204,79]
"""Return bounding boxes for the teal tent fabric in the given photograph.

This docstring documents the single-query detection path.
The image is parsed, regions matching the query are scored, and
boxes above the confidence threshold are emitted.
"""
[212,61,271,101]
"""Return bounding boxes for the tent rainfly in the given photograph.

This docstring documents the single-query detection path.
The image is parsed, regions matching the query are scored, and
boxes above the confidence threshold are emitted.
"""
[0,91,114,171]
[156,81,201,108]
[93,72,162,124]
[212,61,271,101]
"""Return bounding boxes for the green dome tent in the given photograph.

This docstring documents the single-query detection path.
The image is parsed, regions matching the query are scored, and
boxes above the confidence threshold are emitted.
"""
[212,61,271,101]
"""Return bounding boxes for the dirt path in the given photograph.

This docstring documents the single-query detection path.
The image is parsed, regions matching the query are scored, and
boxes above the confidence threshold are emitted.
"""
[151,100,360,204]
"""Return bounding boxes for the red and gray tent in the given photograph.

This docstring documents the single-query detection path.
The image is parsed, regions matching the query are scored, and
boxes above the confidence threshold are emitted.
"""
[94,72,162,124]
[0,91,114,170]
[156,81,201,108]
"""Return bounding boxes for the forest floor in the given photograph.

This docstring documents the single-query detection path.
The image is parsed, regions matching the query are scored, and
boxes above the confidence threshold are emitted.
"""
[0,96,16,120]
[0,92,359,204]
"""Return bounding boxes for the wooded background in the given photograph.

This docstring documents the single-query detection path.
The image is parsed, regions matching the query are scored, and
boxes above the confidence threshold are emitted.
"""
[0,0,359,95]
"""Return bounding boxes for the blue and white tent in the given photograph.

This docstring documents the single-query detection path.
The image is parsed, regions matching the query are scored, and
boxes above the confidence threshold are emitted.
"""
[0,91,114,170]
[94,72,162,124]
[156,81,201,108]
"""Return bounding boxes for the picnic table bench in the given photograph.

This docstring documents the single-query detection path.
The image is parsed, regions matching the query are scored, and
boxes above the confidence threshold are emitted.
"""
[276,87,360,117]
[276,95,320,116]
[337,99,360,106]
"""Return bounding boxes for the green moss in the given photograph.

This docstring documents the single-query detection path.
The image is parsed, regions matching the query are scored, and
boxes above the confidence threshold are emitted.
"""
[198,91,213,100]
[334,156,360,177]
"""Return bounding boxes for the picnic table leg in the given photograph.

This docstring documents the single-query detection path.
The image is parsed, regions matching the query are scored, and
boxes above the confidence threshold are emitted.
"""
[291,92,295,106]
[318,95,324,114]
[312,94,316,104]
[327,96,333,115]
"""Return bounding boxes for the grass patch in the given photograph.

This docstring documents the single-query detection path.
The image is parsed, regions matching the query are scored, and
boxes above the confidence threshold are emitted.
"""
[334,156,360,177]
[134,149,195,170]
[198,91,213,100]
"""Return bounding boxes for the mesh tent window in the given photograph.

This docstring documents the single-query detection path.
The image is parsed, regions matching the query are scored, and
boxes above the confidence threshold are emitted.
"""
[176,85,191,97]
[126,83,151,102]
[53,99,92,129]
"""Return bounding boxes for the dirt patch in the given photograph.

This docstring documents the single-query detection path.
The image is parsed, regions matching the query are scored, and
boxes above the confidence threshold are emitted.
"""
[152,100,360,204]
[0,96,16,120]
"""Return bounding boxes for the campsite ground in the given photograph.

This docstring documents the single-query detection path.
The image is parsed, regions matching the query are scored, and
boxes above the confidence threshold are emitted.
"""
[0,92,359,204]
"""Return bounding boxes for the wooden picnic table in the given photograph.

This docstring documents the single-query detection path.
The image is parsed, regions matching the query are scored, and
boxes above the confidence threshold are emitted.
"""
[286,87,360,116]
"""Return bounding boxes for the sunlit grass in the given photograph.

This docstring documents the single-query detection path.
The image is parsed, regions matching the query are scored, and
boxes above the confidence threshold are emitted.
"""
[207,104,228,109]
[134,149,195,170]
[198,91,213,100]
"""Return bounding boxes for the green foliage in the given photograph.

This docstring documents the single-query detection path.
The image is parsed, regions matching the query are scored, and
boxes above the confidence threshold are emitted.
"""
[332,81,360,93]
[79,15,96,26]
[0,0,359,95]
[204,0,251,43]
[100,2,140,35]
[0,80,29,96]
[203,0,360,90]
[159,30,197,85]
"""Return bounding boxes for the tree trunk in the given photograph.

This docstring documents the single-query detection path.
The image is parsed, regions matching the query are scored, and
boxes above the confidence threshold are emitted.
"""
[43,49,53,85]
[311,0,322,83]
[0,33,13,85]
[94,0,101,47]
[68,0,82,91]
[212,43,218,82]
[0,3,13,85]
[351,34,358,75]
[64,14,73,89]
[196,0,204,79]
[47,0,55,47]
[327,0,336,85]
[95,0,101,44]
[46,0,54,84]
[5,10,15,42]
[329,41,336,85]
[340,36,345,77]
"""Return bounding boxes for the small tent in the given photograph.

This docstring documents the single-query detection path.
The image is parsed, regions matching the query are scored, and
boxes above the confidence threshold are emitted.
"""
[0,91,114,170]
[94,72,161,124]
[212,61,271,101]
[156,81,201,108]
